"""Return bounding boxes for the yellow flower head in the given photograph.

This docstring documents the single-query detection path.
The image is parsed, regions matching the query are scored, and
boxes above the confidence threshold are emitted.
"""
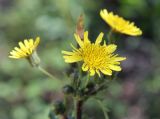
[100,9,142,36]
[62,31,126,77]
[9,37,40,59]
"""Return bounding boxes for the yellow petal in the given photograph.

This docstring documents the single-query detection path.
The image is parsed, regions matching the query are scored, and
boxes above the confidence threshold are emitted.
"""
[34,37,40,48]
[124,27,142,36]
[74,34,84,47]
[114,57,126,61]
[10,50,23,58]
[29,39,34,46]
[9,55,19,58]
[95,32,104,45]
[89,69,95,76]
[14,47,27,56]
[24,39,30,48]
[70,43,79,52]
[100,9,108,19]
[109,65,121,71]
[100,68,112,76]
[96,70,101,77]
[84,31,90,44]
[62,51,75,55]
[105,44,117,53]
[82,63,89,71]
[63,56,82,63]
[113,61,120,65]
[18,41,27,52]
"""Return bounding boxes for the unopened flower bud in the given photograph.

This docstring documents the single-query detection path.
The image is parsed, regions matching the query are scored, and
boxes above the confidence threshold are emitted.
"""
[28,50,41,67]
[63,85,74,95]
[53,101,66,115]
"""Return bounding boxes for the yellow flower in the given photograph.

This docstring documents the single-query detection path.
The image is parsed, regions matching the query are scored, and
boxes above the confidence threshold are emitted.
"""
[62,31,126,77]
[100,9,142,36]
[9,37,40,59]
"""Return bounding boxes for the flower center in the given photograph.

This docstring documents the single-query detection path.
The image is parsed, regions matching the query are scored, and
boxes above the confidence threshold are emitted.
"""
[81,44,110,69]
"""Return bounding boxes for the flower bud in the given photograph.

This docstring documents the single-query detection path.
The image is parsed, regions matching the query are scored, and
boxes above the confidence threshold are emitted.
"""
[53,101,66,115]
[63,85,74,95]
[48,111,56,119]
[28,51,41,67]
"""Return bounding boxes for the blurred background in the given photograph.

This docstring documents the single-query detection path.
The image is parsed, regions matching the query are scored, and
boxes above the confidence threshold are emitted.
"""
[0,0,160,119]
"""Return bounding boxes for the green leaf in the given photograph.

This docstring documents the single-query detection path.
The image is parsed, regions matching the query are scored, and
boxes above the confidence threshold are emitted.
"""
[95,99,109,119]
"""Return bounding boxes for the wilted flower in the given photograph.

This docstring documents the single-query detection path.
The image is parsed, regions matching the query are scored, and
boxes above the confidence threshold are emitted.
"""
[100,9,142,36]
[62,31,126,77]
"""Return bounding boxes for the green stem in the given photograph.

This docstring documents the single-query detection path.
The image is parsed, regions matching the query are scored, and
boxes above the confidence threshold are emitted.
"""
[76,63,82,89]
[85,74,90,87]
[38,66,57,80]
[78,63,82,79]
[107,29,113,44]
[75,99,83,119]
